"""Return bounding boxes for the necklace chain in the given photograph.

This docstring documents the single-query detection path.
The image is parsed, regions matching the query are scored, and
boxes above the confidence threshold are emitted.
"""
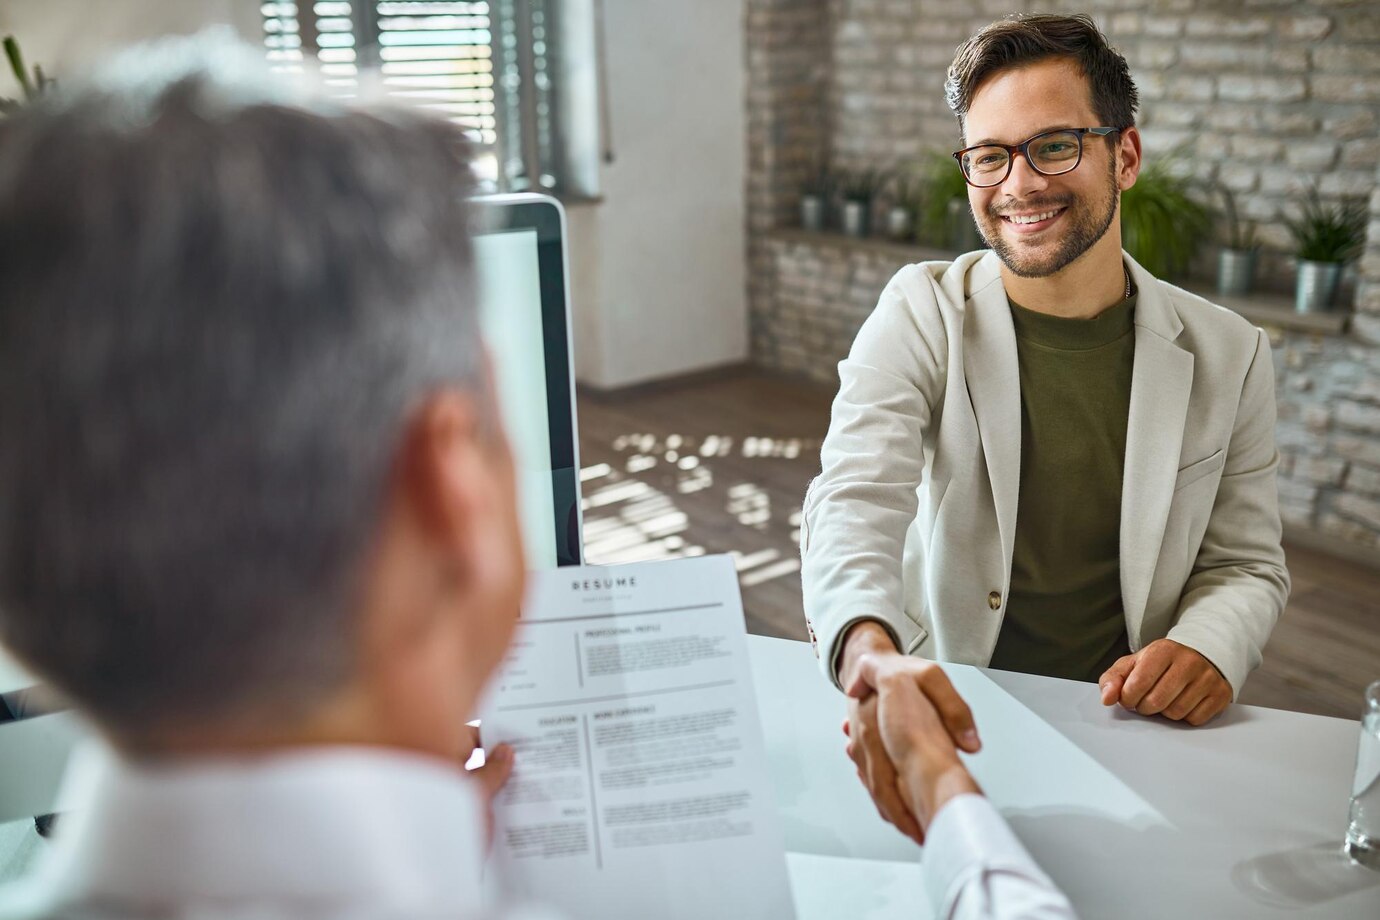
[1123,269,1132,301]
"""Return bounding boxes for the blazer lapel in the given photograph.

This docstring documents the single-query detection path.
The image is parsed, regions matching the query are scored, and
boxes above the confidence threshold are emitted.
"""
[1120,254,1193,643]
[962,252,1022,580]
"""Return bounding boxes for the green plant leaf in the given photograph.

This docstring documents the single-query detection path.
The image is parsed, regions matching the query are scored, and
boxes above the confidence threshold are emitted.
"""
[838,167,889,203]
[4,36,35,100]
[1284,184,1367,263]
[1120,158,1211,278]
[921,151,969,245]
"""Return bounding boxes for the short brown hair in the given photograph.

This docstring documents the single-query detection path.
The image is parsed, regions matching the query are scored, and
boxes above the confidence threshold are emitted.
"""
[946,14,1138,131]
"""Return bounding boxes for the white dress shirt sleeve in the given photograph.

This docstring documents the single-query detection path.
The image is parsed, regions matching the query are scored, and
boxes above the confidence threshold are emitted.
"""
[921,794,1077,920]
[500,906,570,920]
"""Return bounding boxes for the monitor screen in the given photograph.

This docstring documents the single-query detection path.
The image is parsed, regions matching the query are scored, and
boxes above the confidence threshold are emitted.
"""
[472,196,582,569]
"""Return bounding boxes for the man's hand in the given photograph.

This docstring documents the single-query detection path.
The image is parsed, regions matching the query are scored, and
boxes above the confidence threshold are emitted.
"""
[846,653,983,836]
[463,723,514,846]
[1098,638,1232,726]
[837,621,981,844]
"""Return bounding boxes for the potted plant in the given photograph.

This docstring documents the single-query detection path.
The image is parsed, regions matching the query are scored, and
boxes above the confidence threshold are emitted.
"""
[885,172,924,242]
[838,168,886,238]
[1120,157,1211,279]
[1212,183,1259,297]
[920,152,980,251]
[798,167,833,233]
[1,35,55,113]
[1284,185,1367,314]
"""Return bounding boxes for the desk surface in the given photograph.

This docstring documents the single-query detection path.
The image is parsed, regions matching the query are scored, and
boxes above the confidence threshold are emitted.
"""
[2,637,1378,916]
[748,635,1380,919]
[0,648,32,697]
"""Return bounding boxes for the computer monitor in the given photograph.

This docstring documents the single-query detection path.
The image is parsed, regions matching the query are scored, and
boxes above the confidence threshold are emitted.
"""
[0,193,585,824]
[472,193,583,568]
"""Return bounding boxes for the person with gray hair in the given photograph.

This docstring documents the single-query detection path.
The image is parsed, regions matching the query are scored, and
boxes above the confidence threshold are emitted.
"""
[0,37,559,919]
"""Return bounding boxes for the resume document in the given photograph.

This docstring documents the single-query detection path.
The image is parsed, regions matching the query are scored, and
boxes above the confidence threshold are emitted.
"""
[478,555,796,919]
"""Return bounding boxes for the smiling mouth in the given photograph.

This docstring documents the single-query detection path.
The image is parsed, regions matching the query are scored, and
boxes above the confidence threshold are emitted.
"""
[1001,207,1067,225]
[998,206,1068,233]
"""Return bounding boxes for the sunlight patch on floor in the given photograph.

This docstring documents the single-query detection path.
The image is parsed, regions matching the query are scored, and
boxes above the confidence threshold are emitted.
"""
[578,431,819,588]
[742,557,800,587]
[611,432,820,460]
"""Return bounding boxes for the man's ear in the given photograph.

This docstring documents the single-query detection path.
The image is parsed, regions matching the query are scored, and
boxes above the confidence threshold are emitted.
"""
[399,387,522,607]
[345,389,516,759]
[400,390,493,571]
[1117,126,1143,191]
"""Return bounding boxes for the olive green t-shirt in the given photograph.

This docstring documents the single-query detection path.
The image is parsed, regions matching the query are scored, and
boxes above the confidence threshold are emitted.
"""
[986,291,1137,682]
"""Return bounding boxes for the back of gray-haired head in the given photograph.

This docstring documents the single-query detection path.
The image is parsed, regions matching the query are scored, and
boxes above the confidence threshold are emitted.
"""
[0,34,484,736]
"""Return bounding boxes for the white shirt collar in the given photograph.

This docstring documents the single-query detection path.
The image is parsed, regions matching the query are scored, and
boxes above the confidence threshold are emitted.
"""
[25,744,490,917]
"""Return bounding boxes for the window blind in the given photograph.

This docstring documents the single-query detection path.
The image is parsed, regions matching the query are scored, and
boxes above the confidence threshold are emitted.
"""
[263,0,596,195]
[261,2,496,148]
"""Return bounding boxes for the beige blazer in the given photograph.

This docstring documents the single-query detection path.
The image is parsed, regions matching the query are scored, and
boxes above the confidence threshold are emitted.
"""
[800,250,1289,698]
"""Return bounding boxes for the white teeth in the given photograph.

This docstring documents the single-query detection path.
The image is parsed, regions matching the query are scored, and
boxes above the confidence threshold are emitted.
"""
[1008,209,1061,225]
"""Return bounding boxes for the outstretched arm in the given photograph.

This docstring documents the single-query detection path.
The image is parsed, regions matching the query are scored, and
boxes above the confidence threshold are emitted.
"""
[801,266,951,687]
[848,655,1076,919]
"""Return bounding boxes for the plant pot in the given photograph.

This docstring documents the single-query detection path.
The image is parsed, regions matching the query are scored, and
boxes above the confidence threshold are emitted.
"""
[947,197,982,251]
[800,194,824,232]
[1216,248,1258,297]
[842,199,870,238]
[886,205,912,241]
[1295,259,1344,314]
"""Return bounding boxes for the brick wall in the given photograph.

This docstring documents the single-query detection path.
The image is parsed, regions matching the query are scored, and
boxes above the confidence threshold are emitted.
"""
[753,231,914,379]
[825,0,1380,289]
[1273,322,1380,550]
[1272,158,1380,553]
[745,0,1380,555]
[746,0,831,364]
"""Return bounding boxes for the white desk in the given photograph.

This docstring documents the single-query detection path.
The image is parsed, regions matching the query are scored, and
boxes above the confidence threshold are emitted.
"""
[0,649,87,827]
[0,647,33,696]
[2,638,1378,917]
[749,635,1380,919]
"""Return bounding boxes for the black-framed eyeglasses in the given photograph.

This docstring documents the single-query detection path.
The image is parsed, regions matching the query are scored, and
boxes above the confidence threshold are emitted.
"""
[952,127,1122,189]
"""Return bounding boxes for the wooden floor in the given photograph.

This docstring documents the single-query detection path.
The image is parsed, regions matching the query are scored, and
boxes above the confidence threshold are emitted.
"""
[577,367,1380,720]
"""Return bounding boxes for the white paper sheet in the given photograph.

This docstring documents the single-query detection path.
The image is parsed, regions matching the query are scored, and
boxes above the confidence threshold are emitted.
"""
[478,555,796,920]
[785,852,932,920]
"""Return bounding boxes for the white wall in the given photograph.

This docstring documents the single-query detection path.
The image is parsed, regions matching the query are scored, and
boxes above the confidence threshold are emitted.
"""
[568,0,748,389]
[0,0,260,96]
[0,0,748,391]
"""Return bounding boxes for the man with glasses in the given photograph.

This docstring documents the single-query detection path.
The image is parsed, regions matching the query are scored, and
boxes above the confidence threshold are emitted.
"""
[802,13,1289,853]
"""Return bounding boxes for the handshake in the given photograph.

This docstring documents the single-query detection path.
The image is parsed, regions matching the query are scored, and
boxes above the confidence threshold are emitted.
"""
[839,622,984,844]
[839,619,1233,844]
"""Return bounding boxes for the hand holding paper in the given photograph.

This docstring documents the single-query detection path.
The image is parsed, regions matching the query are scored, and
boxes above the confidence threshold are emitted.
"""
[477,556,795,920]
[463,722,514,847]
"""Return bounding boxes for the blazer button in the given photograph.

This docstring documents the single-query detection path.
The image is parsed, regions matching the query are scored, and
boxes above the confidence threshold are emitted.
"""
[987,591,1002,610]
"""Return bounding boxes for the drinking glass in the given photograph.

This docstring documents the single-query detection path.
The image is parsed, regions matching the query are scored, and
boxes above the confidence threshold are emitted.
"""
[1346,680,1380,870]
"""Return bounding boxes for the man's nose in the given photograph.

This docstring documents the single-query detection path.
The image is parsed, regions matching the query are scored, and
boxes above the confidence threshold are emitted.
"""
[1000,152,1050,200]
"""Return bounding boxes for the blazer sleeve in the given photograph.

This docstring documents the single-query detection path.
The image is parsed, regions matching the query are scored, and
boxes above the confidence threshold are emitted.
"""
[800,266,949,689]
[1166,327,1291,697]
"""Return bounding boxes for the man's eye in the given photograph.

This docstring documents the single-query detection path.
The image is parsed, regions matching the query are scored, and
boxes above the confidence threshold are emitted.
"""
[1038,142,1076,157]
[974,153,1006,168]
